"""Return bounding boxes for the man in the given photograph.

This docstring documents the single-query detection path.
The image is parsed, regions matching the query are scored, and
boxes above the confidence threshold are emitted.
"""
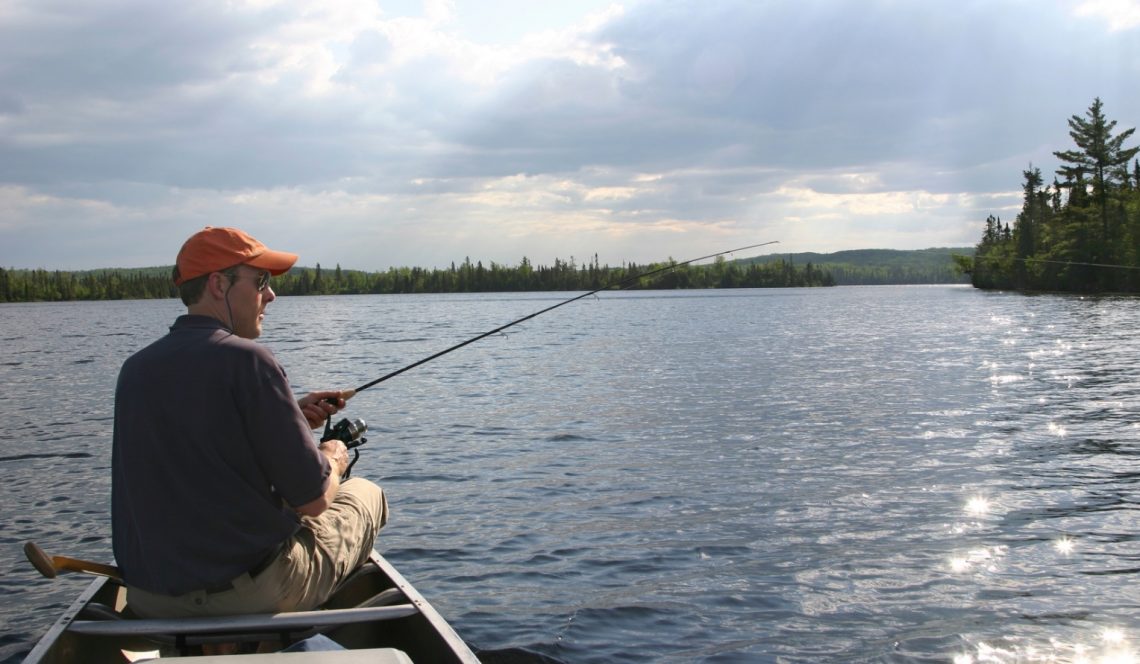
[112,226,388,618]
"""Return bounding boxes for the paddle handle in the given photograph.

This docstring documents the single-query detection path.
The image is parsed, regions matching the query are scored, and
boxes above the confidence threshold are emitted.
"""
[55,555,123,581]
[24,541,123,582]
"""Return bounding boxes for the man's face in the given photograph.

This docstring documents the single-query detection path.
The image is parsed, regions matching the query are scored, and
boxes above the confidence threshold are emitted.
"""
[225,266,275,339]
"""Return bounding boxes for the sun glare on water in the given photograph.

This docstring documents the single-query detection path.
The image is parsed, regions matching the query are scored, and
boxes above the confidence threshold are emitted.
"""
[966,496,990,516]
[944,490,1131,664]
[953,629,1136,664]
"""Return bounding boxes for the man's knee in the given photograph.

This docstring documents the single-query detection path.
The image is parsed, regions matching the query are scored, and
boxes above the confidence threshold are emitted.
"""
[338,478,388,530]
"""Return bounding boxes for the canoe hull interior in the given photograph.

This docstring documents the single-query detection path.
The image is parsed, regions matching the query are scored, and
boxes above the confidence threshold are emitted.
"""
[24,551,479,663]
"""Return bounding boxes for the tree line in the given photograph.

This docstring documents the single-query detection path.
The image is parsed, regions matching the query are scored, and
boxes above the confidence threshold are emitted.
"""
[820,263,965,285]
[0,255,834,303]
[963,98,1140,292]
[745,248,969,285]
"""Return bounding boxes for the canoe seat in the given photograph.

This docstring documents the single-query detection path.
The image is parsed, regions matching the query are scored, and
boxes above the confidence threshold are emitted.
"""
[189,648,414,663]
[66,576,416,653]
[68,604,420,638]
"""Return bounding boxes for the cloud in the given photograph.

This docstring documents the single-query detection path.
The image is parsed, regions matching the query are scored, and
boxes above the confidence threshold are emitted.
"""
[0,0,1137,270]
[1074,0,1140,30]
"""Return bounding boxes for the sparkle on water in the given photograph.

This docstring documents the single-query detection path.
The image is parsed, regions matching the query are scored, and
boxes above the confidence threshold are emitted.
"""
[948,492,1132,663]
[1055,536,1076,555]
[966,495,991,516]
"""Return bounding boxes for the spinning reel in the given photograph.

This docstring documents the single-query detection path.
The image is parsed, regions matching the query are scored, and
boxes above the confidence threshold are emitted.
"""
[320,416,367,479]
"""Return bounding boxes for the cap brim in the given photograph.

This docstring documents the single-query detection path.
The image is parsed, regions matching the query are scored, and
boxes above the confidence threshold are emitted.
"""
[246,249,299,276]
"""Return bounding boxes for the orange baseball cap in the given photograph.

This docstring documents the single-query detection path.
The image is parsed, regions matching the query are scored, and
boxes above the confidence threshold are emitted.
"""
[174,227,299,285]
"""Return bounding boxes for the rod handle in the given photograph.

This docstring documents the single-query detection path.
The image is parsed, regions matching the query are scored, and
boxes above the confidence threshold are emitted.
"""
[322,389,356,408]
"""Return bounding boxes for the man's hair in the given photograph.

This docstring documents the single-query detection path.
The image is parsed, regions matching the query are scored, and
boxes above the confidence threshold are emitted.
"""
[174,265,209,305]
[174,263,243,305]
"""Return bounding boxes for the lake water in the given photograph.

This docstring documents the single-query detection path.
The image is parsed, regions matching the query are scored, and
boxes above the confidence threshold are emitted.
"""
[1,286,1137,663]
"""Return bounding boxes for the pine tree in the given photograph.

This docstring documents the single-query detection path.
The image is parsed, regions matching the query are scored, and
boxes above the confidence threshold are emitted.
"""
[1014,167,1043,286]
[1053,98,1140,267]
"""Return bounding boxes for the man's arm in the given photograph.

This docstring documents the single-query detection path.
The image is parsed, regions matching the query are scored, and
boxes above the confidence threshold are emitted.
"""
[295,439,349,517]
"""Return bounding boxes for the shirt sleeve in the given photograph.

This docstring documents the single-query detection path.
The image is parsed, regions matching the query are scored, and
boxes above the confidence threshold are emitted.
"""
[236,343,332,508]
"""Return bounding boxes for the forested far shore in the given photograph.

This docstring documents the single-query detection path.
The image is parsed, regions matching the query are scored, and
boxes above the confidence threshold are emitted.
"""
[0,255,837,303]
[741,248,970,285]
[965,98,1140,292]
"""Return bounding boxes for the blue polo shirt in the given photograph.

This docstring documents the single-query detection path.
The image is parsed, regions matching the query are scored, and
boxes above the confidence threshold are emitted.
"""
[112,315,331,595]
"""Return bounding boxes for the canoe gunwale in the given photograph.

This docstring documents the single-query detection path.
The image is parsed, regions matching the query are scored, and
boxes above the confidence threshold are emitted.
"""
[22,572,111,664]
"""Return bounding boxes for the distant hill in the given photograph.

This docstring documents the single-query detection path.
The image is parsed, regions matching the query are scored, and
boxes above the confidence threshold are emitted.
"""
[740,247,974,285]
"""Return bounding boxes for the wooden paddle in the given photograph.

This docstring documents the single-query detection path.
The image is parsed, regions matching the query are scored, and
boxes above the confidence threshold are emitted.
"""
[24,541,123,582]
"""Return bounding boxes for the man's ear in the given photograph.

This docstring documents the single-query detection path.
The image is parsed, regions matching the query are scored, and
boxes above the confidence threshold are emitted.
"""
[205,272,230,300]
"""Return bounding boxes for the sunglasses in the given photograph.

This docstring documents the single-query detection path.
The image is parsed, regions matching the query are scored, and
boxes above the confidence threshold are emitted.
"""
[224,270,272,292]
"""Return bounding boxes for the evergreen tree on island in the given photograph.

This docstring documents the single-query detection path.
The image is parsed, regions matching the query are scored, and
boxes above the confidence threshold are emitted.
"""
[965,98,1140,292]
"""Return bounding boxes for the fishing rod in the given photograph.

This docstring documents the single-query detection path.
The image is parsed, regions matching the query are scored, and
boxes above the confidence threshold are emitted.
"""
[337,240,779,401]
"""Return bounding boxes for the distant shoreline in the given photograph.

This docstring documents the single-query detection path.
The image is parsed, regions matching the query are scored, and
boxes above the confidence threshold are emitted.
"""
[0,247,971,303]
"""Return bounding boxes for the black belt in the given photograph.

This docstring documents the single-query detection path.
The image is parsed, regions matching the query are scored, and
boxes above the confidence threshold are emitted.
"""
[203,541,286,594]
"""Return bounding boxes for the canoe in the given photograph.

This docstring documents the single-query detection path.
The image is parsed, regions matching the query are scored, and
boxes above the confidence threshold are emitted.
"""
[22,549,481,663]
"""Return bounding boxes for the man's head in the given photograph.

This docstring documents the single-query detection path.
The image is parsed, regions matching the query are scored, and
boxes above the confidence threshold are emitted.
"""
[173,227,298,338]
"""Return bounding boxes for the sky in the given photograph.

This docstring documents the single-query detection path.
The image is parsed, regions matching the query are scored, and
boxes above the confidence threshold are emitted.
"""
[2,0,1139,272]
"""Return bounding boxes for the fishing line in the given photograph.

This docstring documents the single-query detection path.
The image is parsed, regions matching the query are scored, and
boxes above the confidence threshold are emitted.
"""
[971,255,1140,271]
[341,240,779,399]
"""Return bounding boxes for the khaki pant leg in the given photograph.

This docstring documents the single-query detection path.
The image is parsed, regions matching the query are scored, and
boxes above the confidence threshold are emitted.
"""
[127,479,388,617]
[286,478,388,609]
